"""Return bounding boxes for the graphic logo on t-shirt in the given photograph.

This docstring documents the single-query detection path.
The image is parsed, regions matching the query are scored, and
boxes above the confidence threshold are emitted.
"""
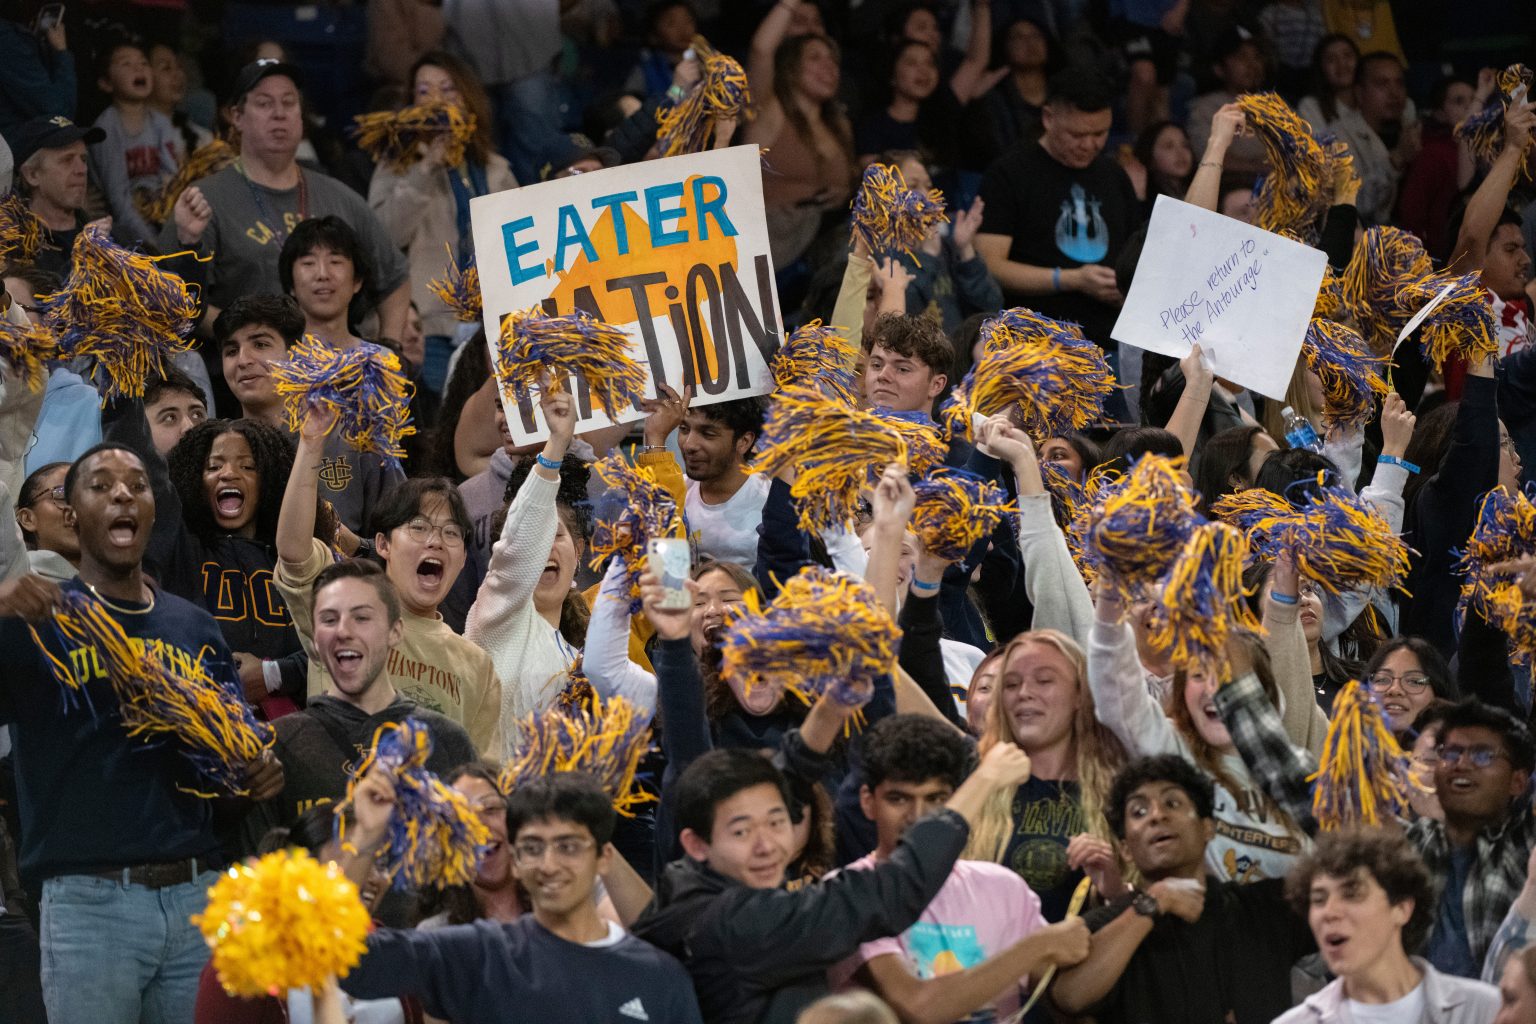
[1054,184,1110,264]
[908,922,985,978]
[618,997,649,1021]
[319,456,353,491]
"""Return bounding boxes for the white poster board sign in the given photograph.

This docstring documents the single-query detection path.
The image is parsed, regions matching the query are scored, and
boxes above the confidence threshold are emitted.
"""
[470,145,778,444]
[1111,194,1327,401]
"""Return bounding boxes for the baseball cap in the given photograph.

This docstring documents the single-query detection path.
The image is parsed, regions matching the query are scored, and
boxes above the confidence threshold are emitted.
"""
[10,116,106,167]
[229,58,304,105]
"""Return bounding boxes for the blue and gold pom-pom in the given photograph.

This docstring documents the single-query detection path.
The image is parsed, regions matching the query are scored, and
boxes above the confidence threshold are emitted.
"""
[0,316,61,391]
[1456,65,1534,180]
[1397,270,1500,369]
[656,45,752,157]
[1308,681,1415,829]
[40,223,202,401]
[138,138,236,226]
[26,590,274,796]
[0,190,43,265]
[352,102,478,171]
[1339,226,1434,355]
[1302,319,1389,431]
[194,849,371,998]
[499,692,655,817]
[944,308,1114,443]
[912,468,1016,561]
[426,245,481,323]
[1239,92,1334,241]
[720,565,899,708]
[496,305,648,422]
[1084,453,1199,595]
[555,656,597,713]
[849,163,948,260]
[1456,486,1536,669]
[1061,463,1125,583]
[340,719,491,890]
[1148,521,1261,669]
[270,336,417,471]
[1211,476,1411,596]
[589,452,684,612]
[770,319,859,404]
[753,383,915,532]
[876,409,947,476]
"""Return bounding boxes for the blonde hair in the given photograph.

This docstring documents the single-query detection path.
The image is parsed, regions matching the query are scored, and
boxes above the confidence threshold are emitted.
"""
[1260,360,1323,443]
[796,992,899,1024]
[962,629,1126,863]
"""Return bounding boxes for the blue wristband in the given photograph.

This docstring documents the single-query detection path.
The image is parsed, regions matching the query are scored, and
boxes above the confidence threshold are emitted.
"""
[1052,267,1062,292]
[910,578,941,592]
[1270,591,1299,606]
[1377,454,1420,475]
[536,453,561,471]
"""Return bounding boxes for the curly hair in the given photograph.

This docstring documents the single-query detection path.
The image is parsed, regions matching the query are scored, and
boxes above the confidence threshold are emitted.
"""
[166,419,301,544]
[1284,826,1433,952]
[1105,753,1216,838]
[866,312,955,373]
[862,714,977,791]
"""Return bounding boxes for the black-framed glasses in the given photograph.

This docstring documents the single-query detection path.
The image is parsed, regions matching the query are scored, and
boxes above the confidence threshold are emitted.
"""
[1438,745,1511,768]
[1368,671,1431,693]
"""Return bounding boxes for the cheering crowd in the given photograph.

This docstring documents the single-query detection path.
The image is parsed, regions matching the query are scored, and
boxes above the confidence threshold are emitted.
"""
[3,0,1536,1022]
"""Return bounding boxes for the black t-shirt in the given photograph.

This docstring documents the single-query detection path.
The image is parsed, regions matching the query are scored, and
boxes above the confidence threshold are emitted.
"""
[1001,776,1085,922]
[1079,877,1316,1024]
[977,141,1140,343]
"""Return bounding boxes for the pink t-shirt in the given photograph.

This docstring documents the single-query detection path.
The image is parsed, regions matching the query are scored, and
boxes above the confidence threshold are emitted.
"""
[829,857,1046,1023]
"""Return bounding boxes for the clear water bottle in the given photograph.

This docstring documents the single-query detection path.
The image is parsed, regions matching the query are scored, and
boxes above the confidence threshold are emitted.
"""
[1282,405,1322,453]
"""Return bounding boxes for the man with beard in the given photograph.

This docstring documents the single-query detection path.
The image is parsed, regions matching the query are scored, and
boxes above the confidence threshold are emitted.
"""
[243,558,475,848]
[0,442,282,1022]
[675,395,767,567]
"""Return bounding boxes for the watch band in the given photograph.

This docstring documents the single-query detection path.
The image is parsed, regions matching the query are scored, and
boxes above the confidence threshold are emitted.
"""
[1132,891,1160,919]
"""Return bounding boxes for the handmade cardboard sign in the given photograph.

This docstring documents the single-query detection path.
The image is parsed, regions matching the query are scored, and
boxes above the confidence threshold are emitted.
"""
[1112,194,1327,400]
[471,145,779,444]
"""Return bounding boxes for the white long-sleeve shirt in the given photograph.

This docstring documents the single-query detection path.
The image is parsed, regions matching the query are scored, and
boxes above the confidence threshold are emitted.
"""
[465,470,579,755]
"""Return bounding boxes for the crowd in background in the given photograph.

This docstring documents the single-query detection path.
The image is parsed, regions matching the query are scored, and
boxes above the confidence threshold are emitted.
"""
[3,0,1536,1022]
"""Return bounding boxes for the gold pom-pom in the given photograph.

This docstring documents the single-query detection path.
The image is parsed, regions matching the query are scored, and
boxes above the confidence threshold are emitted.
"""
[850,162,948,260]
[426,245,481,323]
[770,319,859,404]
[138,138,237,226]
[352,102,478,171]
[194,849,372,998]
[495,305,648,422]
[655,45,752,157]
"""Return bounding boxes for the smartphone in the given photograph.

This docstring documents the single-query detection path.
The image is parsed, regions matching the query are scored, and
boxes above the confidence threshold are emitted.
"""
[647,537,692,611]
[35,3,64,32]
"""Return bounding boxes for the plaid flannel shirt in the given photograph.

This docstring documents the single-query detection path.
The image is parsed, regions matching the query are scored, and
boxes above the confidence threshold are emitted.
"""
[1215,671,1536,968]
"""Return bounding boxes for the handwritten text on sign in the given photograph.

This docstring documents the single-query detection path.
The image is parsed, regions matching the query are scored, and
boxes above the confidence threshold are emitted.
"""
[470,146,778,445]
[1111,194,1326,401]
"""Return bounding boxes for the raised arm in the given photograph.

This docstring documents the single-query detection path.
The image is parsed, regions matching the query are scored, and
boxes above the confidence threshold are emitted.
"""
[585,559,660,710]
[865,464,917,618]
[1211,641,1319,831]
[978,416,1094,644]
[1164,344,1213,457]
[1087,577,1180,755]
[1184,103,1245,212]
[748,0,799,101]
[277,407,335,567]
[1448,101,1536,276]
[1262,549,1329,755]
[467,387,573,621]
[947,0,1000,105]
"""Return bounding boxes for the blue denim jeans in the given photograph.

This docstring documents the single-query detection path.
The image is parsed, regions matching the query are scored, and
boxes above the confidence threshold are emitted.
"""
[41,871,217,1024]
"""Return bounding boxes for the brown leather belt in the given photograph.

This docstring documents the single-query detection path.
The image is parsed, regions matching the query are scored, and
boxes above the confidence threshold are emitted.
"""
[90,858,207,889]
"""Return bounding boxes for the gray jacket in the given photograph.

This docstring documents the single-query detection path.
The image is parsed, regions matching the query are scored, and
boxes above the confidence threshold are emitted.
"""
[1272,959,1499,1024]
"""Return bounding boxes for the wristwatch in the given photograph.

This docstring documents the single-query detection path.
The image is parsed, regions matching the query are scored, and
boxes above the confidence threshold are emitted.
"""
[1132,892,1161,919]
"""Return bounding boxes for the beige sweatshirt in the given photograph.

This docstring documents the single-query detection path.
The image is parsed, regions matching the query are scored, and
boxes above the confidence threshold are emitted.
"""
[275,538,503,753]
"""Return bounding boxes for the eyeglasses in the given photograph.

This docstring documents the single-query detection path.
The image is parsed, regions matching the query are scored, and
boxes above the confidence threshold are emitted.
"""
[22,484,66,509]
[1367,671,1431,693]
[511,837,595,864]
[402,518,465,547]
[1437,745,1511,768]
